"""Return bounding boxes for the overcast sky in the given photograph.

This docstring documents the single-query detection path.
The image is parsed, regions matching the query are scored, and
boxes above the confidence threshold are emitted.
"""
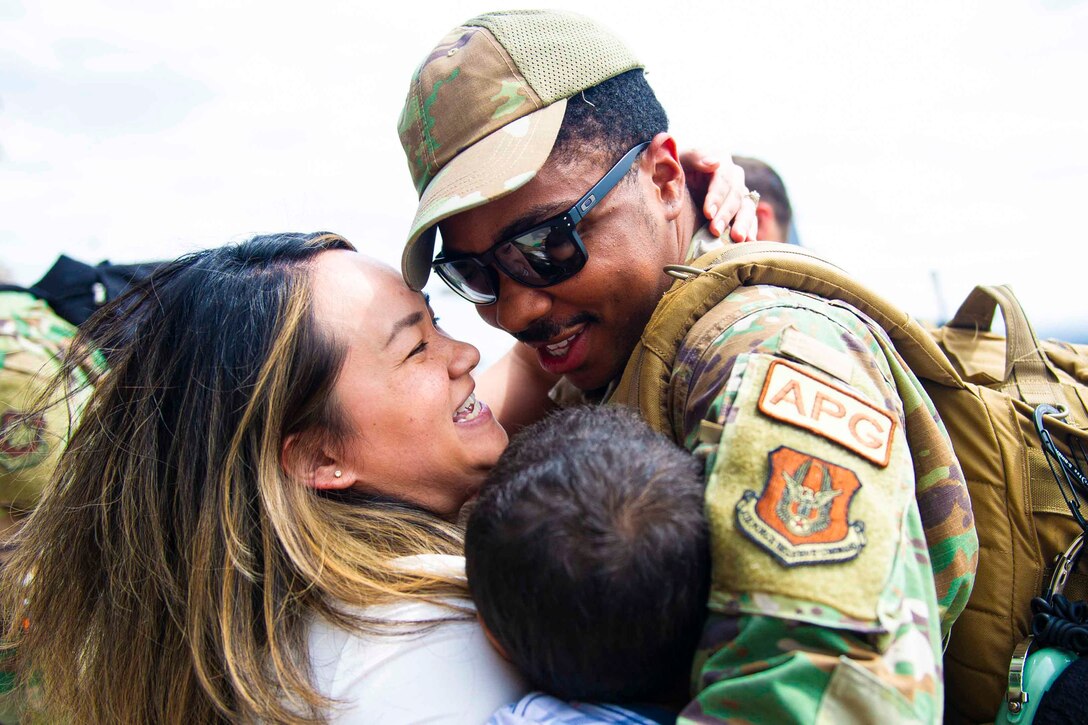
[2,0,1086,364]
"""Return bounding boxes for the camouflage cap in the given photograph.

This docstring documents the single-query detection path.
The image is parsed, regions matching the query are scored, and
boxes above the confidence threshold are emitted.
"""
[397,9,643,290]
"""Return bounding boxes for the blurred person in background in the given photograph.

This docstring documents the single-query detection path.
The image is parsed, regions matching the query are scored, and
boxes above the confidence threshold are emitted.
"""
[732,155,797,245]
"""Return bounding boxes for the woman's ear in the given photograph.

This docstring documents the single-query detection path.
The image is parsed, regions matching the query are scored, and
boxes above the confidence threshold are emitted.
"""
[281,433,355,490]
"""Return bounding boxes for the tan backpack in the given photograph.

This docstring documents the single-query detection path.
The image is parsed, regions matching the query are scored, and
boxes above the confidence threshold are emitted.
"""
[611,242,1088,724]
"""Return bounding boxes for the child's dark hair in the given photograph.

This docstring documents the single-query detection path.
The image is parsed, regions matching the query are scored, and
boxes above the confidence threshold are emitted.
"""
[465,405,710,703]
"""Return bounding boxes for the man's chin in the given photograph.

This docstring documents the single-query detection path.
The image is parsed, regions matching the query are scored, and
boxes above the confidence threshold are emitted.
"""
[563,363,624,396]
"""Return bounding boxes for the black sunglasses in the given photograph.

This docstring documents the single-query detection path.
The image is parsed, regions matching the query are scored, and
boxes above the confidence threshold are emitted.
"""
[432,141,651,305]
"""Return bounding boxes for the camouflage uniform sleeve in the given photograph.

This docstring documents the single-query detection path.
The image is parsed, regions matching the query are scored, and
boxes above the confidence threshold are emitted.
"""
[673,286,953,725]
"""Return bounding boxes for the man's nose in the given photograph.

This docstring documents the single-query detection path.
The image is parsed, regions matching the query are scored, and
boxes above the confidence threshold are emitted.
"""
[478,274,552,334]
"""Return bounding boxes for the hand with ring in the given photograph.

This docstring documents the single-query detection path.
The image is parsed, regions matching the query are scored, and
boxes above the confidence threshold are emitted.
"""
[680,149,760,242]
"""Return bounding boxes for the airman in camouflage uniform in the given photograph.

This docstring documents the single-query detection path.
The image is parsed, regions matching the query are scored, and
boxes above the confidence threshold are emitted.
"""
[646,231,977,723]
[397,10,977,722]
[0,290,101,722]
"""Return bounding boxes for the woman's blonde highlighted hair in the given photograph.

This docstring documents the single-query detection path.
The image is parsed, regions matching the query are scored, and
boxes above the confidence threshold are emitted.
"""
[0,233,467,723]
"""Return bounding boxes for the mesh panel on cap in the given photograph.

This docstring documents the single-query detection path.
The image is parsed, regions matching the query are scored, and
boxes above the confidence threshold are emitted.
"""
[467,10,642,105]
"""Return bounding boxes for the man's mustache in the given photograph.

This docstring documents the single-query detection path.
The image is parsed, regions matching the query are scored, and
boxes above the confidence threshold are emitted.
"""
[513,312,599,344]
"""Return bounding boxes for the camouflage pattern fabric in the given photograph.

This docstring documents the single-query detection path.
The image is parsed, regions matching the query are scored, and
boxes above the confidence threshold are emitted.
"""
[397,25,550,199]
[0,292,100,519]
[0,291,100,719]
[595,230,976,724]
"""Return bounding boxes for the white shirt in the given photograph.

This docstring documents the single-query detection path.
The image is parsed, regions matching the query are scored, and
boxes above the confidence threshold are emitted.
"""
[307,554,527,724]
[489,693,659,724]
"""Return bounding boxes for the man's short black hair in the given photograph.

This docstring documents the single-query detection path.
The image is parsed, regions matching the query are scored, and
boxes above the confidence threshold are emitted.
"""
[465,405,709,704]
[732,156,793,231]
[551,68,669,166]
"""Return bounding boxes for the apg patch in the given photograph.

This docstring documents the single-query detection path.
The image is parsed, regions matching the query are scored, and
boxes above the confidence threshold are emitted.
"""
[0,410,49,472]
[736,446,866,566]
[757,359,896,468]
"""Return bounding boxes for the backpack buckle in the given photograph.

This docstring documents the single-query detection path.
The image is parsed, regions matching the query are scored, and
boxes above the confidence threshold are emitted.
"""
[664,264,704,280]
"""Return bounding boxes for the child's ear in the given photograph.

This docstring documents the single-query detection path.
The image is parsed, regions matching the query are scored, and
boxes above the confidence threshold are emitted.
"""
[281,433,355,490]
[478,613,511,662]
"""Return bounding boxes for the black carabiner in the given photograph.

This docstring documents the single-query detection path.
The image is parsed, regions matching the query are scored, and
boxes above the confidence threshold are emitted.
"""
[1034,403,1088,533]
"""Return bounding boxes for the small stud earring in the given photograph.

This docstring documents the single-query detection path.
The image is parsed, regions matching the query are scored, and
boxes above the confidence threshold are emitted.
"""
[334,470,342,479]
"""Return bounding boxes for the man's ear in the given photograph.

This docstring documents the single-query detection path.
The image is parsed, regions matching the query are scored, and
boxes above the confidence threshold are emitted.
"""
[478,613,511,662]
[281,433,355,491]
[644,132,685,220]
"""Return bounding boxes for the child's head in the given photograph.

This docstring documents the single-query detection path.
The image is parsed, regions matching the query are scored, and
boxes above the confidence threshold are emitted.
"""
[465,405,710,704]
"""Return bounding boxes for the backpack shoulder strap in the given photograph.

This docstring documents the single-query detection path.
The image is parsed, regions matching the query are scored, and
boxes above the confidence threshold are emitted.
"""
[610,241,965,432]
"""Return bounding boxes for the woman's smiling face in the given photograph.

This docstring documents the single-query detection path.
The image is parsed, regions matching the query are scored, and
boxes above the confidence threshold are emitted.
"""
[311,250,508,518]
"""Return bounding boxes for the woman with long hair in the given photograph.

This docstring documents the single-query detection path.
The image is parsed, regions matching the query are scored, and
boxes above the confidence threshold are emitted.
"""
[0,232,520,723]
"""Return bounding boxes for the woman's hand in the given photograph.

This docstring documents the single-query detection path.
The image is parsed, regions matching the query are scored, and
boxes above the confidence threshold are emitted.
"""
[681,150,759,242]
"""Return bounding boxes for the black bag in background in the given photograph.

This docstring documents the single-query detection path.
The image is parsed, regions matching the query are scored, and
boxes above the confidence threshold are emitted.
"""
[1,255,163,328]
